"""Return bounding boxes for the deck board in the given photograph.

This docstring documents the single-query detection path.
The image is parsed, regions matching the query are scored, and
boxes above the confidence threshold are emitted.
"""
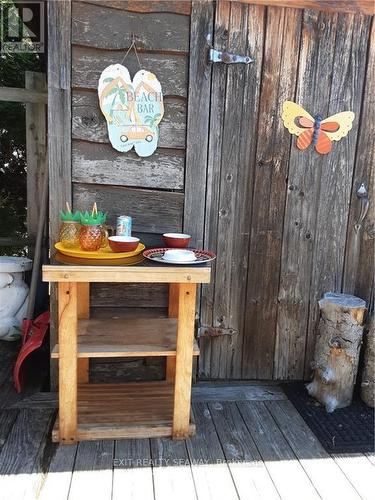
[0,370,372,500]
[237,401,320,500]
[266,400,361,499]
[151,438,197,500]
[331,452,375,500]
[68,440,114,500]
[0,410,18,453]
[0,409,54,500]
[112,439,154,500]
[186,403,239,500]
[208,401,279,500]
[38,444,78,500]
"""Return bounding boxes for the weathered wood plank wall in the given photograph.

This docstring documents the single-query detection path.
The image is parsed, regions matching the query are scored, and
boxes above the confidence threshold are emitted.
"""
[53,0,374,381]
[197,2,374,380]
[48,0,72,388]
[70,0,190,310]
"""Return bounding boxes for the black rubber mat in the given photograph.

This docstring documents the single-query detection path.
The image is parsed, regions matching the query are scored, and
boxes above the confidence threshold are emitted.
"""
[282,382,375,453]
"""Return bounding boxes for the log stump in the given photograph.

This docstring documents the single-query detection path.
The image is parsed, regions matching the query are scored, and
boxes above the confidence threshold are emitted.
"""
[306,292,366,413]
[361,318,374,407]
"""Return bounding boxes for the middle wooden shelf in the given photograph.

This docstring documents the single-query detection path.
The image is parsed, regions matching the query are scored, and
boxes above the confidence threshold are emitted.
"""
[51,317,200,358]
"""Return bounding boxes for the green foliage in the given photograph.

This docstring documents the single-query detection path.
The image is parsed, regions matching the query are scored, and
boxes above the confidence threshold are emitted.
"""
[0,1,44,256]
[144,113,161,128]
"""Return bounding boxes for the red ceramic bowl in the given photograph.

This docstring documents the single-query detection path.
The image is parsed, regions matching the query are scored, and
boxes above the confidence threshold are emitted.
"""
[108,236,139,253]
[163,233,191,248]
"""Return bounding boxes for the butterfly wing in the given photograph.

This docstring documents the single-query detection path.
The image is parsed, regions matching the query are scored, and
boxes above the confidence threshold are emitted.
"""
[320,121,339,132]
[282,101,315,136]
[320,112,355,141]
[315,130,332,155]
[298,116,314,128]
[297,129,314,150]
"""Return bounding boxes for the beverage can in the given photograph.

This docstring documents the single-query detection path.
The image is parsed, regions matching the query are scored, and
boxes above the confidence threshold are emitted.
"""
[116,216,132,236]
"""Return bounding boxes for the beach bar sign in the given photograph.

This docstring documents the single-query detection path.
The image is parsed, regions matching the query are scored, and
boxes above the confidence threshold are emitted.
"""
[98,64,164,157]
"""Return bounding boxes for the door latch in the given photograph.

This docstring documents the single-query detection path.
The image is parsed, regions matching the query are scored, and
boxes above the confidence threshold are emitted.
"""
[208,48,254,65]
[355,183,369,232]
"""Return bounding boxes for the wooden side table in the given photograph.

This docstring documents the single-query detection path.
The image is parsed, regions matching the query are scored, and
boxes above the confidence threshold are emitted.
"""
[43,263,211,443]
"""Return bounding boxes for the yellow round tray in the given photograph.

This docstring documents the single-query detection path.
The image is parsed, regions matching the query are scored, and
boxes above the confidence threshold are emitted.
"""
[55,242,145,260]
[54,252,144,266]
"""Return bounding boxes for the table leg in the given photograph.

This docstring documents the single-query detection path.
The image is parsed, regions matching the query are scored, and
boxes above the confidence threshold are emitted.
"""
[77,282,90,319]
[172,283,197,438]
[77,282,90,384]
[58,282,78,443]
[166,283,179,381]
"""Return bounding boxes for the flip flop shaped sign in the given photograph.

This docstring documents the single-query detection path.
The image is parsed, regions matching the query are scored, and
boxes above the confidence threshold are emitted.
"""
[98,64,164,157]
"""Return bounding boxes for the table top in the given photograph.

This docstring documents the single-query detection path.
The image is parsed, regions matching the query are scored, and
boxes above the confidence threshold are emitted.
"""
[42,258,211,283]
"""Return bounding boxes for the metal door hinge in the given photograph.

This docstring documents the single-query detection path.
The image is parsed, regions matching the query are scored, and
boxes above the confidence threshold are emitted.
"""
[198,326,239,337]
[208,48,254,65]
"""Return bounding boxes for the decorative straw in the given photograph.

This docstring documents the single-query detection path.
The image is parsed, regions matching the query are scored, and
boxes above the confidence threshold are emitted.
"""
[92,202,98,218]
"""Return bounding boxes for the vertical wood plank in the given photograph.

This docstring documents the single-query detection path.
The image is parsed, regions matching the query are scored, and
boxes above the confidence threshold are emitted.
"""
[26,72,47,258]
[48,0,72,389]
[227,3,265,378]
[210,2,249,379]
[184,0,214,384]
[274,10,339,380]
[166,284,179,381]
[168,283,179,318]
[173,283,197,438]
[242,6,301,379]
[213,3,265,379]
[77,359,89,384]
[48,0,72,249]
[343,20,375,313]
[200,1,266,379]
[303,13,371,378]
[77,282,90,319]
[199,0,231,379]
[77,283,90,383]
[183,0,214,249]
[58,281,77,443]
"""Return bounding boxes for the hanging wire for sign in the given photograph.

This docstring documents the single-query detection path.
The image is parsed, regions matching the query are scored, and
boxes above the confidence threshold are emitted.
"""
[120,36,142,70]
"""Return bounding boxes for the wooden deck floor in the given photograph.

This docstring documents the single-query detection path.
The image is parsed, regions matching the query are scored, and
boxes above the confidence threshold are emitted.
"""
[0,345,374,500]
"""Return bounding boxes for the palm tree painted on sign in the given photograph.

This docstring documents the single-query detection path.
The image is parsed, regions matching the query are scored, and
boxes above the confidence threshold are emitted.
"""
[143,113,162,137]
[99,76,132,126]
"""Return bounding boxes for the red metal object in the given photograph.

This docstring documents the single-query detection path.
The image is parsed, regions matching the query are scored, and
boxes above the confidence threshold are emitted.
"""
[13,310,50,393]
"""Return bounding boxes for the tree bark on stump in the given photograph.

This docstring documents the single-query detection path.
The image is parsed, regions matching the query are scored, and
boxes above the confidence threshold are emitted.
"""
[361,318,374,407]
[306,292,366,413]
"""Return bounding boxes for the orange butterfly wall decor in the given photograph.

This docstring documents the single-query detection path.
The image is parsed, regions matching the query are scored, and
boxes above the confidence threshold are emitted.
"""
[282,101,355,155]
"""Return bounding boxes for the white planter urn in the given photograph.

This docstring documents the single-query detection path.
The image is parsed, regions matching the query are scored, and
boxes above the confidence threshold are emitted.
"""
[0,257,33,341]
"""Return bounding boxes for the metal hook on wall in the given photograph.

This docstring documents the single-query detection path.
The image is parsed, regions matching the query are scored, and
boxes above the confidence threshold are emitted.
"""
[354,183,369,233]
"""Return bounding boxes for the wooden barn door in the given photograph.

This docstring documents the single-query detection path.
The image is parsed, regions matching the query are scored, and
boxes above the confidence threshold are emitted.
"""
[186,1,373,380]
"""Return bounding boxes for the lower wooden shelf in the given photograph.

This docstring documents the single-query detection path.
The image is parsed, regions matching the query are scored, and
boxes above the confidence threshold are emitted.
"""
[51,317,199,358]
[52,381,195,442]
